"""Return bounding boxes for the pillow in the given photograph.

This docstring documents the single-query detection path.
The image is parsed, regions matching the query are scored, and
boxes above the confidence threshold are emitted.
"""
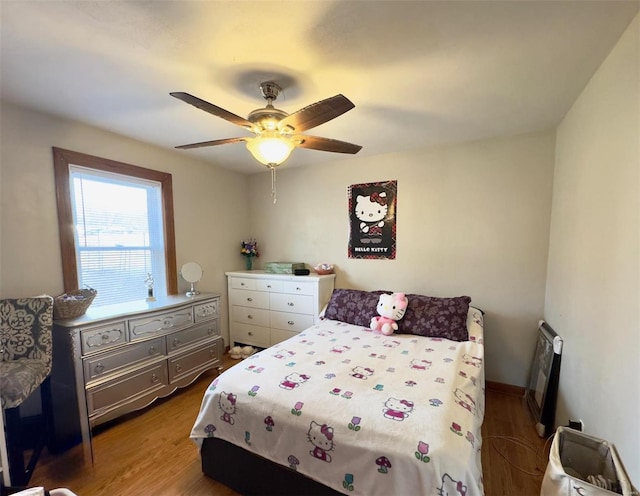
[323,289,386,327]
[397,295,472,341]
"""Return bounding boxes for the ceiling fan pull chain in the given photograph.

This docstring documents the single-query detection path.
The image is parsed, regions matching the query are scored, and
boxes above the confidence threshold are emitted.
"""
[271,166,277,204]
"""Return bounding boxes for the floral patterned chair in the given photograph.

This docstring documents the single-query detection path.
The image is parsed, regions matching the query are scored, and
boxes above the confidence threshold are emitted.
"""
[0,297,54,487]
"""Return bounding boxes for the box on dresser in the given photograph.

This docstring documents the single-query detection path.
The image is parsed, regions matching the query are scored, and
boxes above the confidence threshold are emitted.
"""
[263,262,305,274]
[226,270,335,348]
[50,293,222,457]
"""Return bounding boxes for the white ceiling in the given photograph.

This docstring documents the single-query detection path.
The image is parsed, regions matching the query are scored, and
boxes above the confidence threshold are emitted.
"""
[1,1,638,174]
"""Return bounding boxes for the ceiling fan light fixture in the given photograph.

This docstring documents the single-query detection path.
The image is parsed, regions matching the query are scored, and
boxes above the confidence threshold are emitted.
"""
[246,133,295,166]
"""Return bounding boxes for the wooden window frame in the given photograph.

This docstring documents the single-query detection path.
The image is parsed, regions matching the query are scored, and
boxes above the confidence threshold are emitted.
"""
[53,147,178,295]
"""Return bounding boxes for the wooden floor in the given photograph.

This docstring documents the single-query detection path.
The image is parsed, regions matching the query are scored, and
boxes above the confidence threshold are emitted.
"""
[481,384,551,495]
[22,354,549,495]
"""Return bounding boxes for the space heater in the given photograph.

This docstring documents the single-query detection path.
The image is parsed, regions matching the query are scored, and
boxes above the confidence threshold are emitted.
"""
[525,320,563,438]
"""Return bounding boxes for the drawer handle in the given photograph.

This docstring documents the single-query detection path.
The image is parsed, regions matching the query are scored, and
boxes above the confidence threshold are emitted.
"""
[248,331,253,336]
[175,364,182,373]
[173,338,181,347]
[149,346,157,354]
[151,373,160,384]
[95,363,105,373]
[288,320,294,326]
[296,287,301,291]
[248,315,253,319]
[267,285,272,288]
[287,302,294,307]
[247,297,253,302]
[101,334,109,341]
[209,349,216,358]
[240,282,245,286]
[207,327,214,334]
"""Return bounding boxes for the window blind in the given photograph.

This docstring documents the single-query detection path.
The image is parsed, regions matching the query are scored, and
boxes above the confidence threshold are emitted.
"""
[69,165,167,307]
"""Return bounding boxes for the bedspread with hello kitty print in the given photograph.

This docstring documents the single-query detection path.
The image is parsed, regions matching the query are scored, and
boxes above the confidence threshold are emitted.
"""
[191,307,485,495]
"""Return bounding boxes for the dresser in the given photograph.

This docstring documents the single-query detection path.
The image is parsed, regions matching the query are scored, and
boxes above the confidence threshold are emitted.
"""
[226,271,335,348]
[50,293,222,454]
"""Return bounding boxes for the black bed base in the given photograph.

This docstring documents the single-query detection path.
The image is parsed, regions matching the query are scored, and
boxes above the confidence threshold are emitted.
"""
[201,437,342,495]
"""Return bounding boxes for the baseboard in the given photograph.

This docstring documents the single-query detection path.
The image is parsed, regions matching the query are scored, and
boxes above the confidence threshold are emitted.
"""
[486,380,525,396]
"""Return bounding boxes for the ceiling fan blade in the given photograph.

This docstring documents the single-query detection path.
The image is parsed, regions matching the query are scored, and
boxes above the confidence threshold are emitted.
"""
[279,95,355,133]
[170,92,254,130]
[294,135,362,154]
[175,137,250,150]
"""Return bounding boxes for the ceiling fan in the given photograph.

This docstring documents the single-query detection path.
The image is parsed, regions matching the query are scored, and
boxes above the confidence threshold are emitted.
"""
[170,81,362,169]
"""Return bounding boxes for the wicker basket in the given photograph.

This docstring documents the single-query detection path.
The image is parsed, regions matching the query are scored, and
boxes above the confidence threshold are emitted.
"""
[53,288,97,320]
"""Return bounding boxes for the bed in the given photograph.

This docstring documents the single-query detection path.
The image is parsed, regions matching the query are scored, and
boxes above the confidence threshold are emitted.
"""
[191,289,485,495]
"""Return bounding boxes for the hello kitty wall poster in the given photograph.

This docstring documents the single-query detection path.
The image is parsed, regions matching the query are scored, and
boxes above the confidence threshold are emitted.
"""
[348,180,397,259]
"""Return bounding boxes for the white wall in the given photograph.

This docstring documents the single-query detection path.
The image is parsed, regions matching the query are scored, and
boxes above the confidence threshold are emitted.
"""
[0,102,250,346]
[248,130,556,387]
[545,14,639,483]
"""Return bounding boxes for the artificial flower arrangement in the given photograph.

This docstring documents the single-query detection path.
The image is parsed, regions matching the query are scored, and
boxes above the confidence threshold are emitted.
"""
[241,238,259,270]
[241,238,259,258]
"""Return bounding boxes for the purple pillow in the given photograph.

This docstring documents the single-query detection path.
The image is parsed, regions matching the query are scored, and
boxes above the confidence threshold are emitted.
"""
[323,289,386,327]
[397,295,472,341]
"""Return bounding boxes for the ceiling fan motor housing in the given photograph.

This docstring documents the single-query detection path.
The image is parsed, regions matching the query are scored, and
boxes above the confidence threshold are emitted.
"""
[248,106,289,132]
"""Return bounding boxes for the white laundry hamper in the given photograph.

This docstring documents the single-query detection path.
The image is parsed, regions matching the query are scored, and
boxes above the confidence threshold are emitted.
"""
[541,427,638,496]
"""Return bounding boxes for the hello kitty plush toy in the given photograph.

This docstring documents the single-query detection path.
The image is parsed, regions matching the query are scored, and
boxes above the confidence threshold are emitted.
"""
[370,292,409,335]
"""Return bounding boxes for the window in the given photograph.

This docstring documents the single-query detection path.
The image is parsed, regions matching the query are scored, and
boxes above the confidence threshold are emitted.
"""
[53,148,177,306]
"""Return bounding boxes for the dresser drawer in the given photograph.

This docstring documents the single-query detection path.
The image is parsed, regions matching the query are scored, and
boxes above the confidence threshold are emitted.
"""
[84,337,164,383]
[194,300,219,322]
[270,311,315,333]
[80,321,127,356]
[129,305,193,340]
[167,320,219,353]
[231,322,270,348]
[168,337,222,383]
[283,281,315,296]
[256,279,283,292]
[231,305,270,327]
[230,288,269,309]
[270,293,314,315]
[230,277,257,291]
[271,328,298,345]
[87,360,168,416]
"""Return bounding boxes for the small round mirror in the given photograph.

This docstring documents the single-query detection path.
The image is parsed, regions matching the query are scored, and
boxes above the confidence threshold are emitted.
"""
[180,262,203,296]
